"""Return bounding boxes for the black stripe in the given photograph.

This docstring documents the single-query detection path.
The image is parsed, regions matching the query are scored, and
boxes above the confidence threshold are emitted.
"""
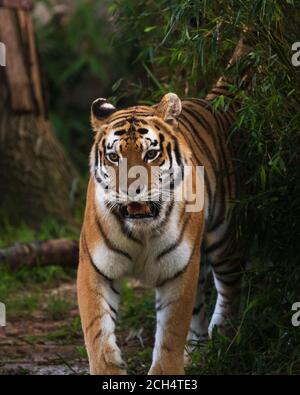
[158,132,165,151]
[205,231,232,254]
[215,276,241,286]
[102,138,107,157]
[94,293,118,321]
[166,142,173,169]
[152,200,174,238]
[187,98,214,113]
[113,109,154,117]
[168,164,184,191]
[199,276,206,286]
[183,105,214,134]
[213,266,241,277]
[114,129,127,136]
[204,171,213,215]
[218,291,231,300]
[208,197,226,232]
[179,112,217,171]
[173,138,182,166]
[95,173,105,186]
[193,302,204,315]
[95,216,132,261]
[189,328,201,337]
[99,149,103,167]
[139,119,149,125]
[222,111,233,127]
[94,144,99,169]
[110,284,120,295]
[107,138,118,149]
[112,120,128,128]
[216,112,227,131]
[86,314,103,333]
[138,128,149,134]
[108,303,118,317]
[94,168,109,190]
[109,112,154,123]
[156,299,175,311]
[157,265,188,287]
[92,329,102,344]
[157,215,190,260]
[210,88,235,98]
[81,233,114,282]
[111,210,143,245]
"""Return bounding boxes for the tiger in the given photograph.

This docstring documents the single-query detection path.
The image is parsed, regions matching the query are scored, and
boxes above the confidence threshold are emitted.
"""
[77,35,252,375]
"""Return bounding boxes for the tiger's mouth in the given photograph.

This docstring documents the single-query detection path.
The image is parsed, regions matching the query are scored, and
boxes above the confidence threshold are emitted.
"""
[119,201,160,220]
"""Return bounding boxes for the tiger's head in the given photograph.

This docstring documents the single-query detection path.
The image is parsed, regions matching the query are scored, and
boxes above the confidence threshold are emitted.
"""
[90,93,191,231]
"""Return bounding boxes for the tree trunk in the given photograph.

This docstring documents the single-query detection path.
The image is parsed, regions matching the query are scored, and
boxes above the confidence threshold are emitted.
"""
[0,4,81,226]
[0,239,79,270]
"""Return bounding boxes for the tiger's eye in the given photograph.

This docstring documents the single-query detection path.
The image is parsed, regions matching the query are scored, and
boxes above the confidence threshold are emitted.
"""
[108,153,119,162]
[146,150,158,161]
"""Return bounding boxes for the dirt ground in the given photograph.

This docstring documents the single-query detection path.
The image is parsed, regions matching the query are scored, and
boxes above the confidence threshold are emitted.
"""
[0,282,89,375]
[0,280,154,375]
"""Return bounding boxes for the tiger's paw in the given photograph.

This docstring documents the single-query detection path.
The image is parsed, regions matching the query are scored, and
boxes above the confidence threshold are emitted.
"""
[89,341,127,375]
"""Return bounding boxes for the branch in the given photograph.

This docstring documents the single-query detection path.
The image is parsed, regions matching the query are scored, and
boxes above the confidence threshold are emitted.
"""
[0,239,79,270]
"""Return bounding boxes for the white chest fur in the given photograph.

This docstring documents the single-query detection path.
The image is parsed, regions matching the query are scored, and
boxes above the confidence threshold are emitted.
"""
[91,208,192,287]
[92,233,191,287]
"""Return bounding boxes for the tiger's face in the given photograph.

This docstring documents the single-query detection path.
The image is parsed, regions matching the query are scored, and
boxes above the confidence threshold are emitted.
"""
[90,94,188,230]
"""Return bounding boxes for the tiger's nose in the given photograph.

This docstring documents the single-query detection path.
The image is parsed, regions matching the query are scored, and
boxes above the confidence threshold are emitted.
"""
[135,185,142,194]
[122,184,147,199]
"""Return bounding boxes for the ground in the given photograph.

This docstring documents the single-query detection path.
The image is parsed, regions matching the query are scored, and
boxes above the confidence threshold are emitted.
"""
[0,280,87,375]
[0,268,155,375]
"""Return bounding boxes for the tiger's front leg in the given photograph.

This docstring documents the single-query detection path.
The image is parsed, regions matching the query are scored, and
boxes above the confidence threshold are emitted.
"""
[149,247,200,375]
[77,239,126,375]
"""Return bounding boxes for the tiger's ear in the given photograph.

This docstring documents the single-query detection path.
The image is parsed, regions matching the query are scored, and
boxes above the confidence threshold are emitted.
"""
[154,93,182,124]
[91,98,117,129]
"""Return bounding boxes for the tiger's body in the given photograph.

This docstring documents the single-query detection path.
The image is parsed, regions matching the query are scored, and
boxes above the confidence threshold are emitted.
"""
[78,37,251,375]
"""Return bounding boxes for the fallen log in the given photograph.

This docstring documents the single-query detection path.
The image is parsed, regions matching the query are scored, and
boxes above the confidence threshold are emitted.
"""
[0,239,79,271]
